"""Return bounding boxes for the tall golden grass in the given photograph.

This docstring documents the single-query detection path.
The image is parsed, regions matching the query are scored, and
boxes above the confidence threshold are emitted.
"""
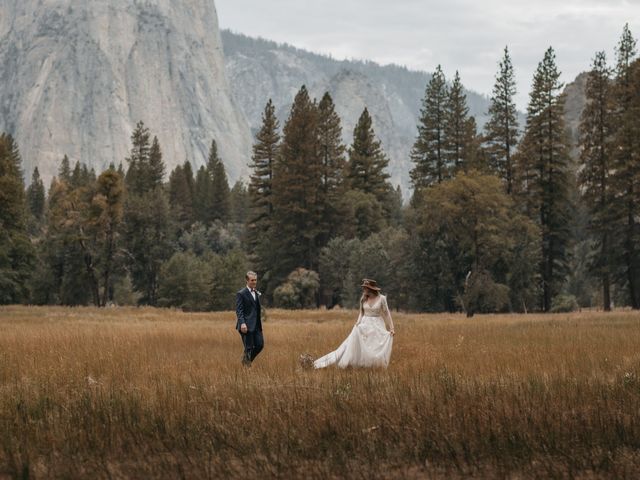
[0,306,639,479]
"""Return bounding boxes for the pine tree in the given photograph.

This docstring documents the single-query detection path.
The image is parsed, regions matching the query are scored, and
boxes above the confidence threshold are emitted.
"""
[148,136,165,190]
[207,140,230,223]
[45,179,94,305]
[249,99,279,222]
[611,24,640,308]
[229,180,250,225]
[71,161,83,189]
[90,169,125,306]
[342,108,394,239]
[484,47,520,194]
[49,167,104,306]
[578,51,615,310]
[317,92,346,242]
[0,133,25,231]
[462,117,485,172]
[247,100,281,290]
[346,107,391,203]
[183,161,195,222]
[0,134,34,303]
[444,71,475,174]
[193,165,212,224]
[26,167,46,221]
[59,155,71,182]
[87,167,96,184]
[271,85,322,289]
[248,100,280,261]
[122,187,172,305]
[67,162,95,190]
[122,125,174,305]
[168,162,195,228]
[517,47,573,311]
[410,65,449,195]
[125,121,151,195]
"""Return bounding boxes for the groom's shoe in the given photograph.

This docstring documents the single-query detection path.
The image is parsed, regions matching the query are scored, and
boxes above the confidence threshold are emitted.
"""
[241,354,252,367]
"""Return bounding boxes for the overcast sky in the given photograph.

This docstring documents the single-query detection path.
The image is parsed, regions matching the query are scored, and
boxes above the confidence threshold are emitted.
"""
[215,0,639,110]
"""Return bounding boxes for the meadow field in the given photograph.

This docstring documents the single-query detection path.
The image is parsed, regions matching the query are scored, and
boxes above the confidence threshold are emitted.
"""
[0,306,639,479]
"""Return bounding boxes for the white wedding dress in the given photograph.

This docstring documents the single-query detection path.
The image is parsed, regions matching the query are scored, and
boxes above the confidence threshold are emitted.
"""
[314,295,394,369]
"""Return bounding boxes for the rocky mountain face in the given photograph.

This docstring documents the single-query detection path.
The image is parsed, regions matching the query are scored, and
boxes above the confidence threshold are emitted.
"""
[222,30,493,194]
[562,72,588,159]
[0,0,252,186]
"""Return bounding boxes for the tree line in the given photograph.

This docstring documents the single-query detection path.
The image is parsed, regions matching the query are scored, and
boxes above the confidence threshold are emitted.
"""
[1,25,638,313]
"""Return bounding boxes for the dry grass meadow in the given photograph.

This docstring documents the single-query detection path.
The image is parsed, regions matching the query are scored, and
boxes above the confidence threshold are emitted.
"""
[0,306,639,479]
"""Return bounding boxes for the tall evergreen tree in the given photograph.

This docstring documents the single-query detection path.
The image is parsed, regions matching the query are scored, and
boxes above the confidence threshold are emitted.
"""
[342,108,394,239]
[517,47,573,311]
[346,108,391,204]
[168,162,195,228]
[71,161,83,189]
[183,161,195,201]
[59,168,101,305]
[271,85,322,289]
[229,180,250,225]
[578,51,615,310]
[484,46,520,194]
[248,100,280,261]
[125,121,151,195]
[0,133,34,303]
[444,71,476,174]
[148,136,165,190]
[27,167,46,221]
[123,188,172,305]
[611,24,640,308]
[249,99,280,222]
[45,179,94,305]
[207,140,231,223]
[122,124,174,305]
[0,134,25,228]
[410,65,449,195]
[317,92,346,241]
[59,155,71,182]
[462,117,485,172]
[89,169,125,306]
[68,162,95,188]
[247,100,281,290]
[193,165,212,224]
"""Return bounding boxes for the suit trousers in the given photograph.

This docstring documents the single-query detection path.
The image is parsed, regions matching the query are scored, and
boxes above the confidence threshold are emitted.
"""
[240,330,264,362]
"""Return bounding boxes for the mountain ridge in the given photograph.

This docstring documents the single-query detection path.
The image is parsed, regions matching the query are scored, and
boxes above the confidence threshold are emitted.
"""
[0,5,585,193]
[222,29,497,193]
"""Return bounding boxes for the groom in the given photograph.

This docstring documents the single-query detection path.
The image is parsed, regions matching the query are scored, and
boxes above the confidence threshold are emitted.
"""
[235,271,263,367]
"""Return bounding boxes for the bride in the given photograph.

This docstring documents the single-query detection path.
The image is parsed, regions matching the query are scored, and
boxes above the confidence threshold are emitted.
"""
[313,279,395,369]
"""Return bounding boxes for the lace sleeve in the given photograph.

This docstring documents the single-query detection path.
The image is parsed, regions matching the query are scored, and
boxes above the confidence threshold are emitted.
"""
[381,295,395,332]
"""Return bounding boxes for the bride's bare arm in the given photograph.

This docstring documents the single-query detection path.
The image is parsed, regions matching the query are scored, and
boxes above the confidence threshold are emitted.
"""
[382,296,395,335]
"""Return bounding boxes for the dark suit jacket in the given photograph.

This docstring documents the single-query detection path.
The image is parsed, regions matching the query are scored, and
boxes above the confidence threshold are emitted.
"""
[236,287,261,332]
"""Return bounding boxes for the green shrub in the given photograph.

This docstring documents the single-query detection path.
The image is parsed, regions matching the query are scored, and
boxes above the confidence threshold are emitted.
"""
[550,294,579,313]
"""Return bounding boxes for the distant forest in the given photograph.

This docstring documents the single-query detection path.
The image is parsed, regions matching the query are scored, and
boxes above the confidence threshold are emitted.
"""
[1,25,639,314]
